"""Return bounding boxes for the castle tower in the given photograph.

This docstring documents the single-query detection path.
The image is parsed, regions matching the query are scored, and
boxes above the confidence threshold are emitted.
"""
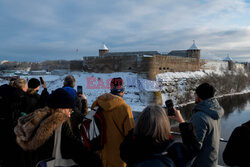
[187,40,200,69]
[99,44,109,57]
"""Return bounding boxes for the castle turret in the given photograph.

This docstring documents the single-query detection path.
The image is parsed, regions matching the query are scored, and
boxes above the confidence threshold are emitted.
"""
[187,40,200,69]
[99,44,109,57]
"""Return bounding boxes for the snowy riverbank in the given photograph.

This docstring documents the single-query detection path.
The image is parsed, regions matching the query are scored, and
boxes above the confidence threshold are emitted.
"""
[0,70,249,112]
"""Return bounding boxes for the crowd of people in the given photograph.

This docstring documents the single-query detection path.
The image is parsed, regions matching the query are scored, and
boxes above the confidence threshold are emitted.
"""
[0,75,249,167]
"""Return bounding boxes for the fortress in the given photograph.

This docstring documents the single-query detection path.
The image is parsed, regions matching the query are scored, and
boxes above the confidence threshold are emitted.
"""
[78,41,200,80]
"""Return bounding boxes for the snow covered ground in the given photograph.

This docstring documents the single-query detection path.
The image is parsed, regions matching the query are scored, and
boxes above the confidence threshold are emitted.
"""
[0,70,249,112]
[0,72,146,112]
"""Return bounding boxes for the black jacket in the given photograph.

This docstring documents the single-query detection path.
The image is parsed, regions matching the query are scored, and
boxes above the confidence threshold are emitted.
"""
[120,123,200,167]
[223,120,250,167]
[0,84,28,167]
[25,88,49,114]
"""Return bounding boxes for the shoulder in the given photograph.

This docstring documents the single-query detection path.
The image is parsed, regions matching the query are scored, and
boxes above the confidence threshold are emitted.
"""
[190,112,207,122]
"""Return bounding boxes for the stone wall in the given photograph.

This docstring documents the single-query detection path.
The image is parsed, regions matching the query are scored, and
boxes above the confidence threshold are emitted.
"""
[147,55,200,80]
[82,55,139,73]
[82,55,200,80]
[70,60,83,71]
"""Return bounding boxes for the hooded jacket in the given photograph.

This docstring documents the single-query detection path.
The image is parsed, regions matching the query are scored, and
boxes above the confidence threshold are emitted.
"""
[190,98,224,167]
[14,107,102,167]
[91,93,135,167]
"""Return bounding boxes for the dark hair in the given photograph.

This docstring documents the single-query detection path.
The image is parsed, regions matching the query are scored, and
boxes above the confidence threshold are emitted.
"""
[28,78,40,89]
[195,83,215,100]
[110,77,125,94]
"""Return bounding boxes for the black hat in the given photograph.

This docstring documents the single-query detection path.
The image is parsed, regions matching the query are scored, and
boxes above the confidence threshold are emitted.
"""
[28,78,40,89]
[110,77,125,94]
[47,88,75,109]
[195,83,215,100]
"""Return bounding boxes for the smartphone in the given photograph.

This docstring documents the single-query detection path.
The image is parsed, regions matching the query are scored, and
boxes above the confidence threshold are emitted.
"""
[39,77,44,85]
[77,85,83,95]
[165,99,175,116]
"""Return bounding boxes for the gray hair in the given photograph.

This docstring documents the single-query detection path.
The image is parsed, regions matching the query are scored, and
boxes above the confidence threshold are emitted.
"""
[63,75,76,88]
[134,104,171,143]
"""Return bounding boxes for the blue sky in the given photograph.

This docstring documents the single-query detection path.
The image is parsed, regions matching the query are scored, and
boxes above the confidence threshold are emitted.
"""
[1,0,250,62]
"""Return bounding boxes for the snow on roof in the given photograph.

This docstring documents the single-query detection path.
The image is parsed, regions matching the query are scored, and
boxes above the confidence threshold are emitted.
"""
[103,44,108,50]
[223,55,233,61]
[188,40,199,50]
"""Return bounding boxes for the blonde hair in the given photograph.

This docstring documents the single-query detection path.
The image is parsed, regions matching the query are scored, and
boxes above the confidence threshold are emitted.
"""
[13,78,27,90]
[134,104,171,143]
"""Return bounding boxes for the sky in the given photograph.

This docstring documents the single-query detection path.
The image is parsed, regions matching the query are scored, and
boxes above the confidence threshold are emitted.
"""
[1,0,250,62]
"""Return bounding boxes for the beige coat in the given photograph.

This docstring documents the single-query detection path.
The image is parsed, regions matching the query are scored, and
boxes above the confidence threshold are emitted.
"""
[91,93,135,167]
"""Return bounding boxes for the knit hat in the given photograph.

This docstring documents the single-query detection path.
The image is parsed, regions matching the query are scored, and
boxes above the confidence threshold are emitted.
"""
[28,78,40,89]
[110,77,125,94]
[195,83,215,100]
[47,88,75,109]
[63,86,77,99]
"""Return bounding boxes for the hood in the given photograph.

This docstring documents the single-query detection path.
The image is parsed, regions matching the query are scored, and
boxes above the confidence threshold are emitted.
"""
[91,93,125,111]
[14,107,70,151]
[194,98,224,120]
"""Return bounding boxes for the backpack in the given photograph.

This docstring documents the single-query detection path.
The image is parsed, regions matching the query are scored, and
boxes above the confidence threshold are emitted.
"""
[79,107,105,151]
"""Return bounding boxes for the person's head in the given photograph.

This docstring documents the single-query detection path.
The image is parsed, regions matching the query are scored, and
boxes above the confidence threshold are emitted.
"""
[110,77,125,97]
[13,78,28,92]
[195,83,215,103]
[63,75,76,88]
[134,104,171,143]
[47,88,75,117]
[9,77,18,87]
[28,78,41,91]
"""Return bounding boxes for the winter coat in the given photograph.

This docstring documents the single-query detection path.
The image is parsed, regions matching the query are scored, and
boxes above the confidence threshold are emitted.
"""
[14,107,102,167]
[91,93,135,167]
[0,84,28,167]
[223,120,250,167]
[120,123,200,167]
[25,88,49,114]
[190,98,224,167]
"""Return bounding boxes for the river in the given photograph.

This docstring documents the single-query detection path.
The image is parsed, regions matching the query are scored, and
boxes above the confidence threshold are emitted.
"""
[133,93,250,166]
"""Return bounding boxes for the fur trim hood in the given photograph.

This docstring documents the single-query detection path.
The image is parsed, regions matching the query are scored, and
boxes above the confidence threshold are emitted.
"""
[14,107,70,151]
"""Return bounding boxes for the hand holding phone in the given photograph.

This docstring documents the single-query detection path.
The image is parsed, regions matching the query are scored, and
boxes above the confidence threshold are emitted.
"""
[165,99,175,116]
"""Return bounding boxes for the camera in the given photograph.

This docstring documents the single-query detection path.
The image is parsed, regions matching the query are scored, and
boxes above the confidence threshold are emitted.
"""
[165,99,175,116]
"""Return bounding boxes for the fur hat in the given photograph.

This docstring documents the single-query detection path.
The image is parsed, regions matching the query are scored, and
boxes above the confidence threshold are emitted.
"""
[47,88,75,109]
[195,83,215,100]
[28,78,40,89]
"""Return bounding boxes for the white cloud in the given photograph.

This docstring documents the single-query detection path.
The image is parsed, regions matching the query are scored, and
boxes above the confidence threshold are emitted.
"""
[0,0,250,62]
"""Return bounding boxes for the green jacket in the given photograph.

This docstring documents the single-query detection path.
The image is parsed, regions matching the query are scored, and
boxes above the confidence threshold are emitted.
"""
[190,98,224,167]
